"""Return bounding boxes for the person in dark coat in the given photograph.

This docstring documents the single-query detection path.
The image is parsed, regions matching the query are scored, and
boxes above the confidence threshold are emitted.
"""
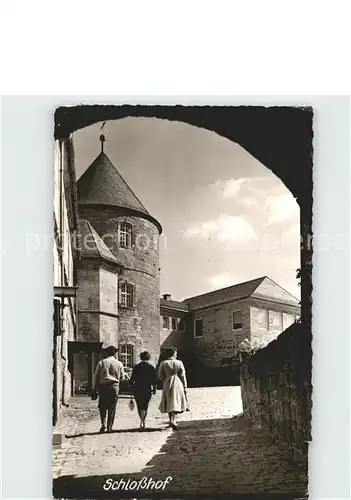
[130,351,157,429]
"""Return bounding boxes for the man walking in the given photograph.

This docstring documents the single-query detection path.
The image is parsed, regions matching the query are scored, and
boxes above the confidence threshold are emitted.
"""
[93,345,125,433]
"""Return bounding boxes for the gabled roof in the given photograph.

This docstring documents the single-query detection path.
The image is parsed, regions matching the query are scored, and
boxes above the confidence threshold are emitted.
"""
[78,220,122,267]
[77,152,149,214]
[251,276,299,306]
[183,276,299,311]
[183,277,266,310]
[160,298,189,312]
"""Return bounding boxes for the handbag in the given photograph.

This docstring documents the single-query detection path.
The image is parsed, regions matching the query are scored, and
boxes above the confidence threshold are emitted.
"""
[128,397,135,411]
[91,387,99,401]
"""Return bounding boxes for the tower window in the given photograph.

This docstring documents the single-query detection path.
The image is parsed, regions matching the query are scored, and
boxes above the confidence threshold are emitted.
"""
[119,282,135,308]
[119,344,134,369]
[118,223,133,248]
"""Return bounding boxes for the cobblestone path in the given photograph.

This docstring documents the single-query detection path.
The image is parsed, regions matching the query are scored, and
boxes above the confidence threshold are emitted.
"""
[53,387,308,498]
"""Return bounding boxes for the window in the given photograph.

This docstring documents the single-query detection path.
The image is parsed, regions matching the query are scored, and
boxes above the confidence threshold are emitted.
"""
[118,222,133,248]
[119,344,134,369]
[268,310,283,330]
[194,318,203,338]
[283,312,295,330]
[171,317,178,331]
[258,309,268,329]
[162,316,170,329]
[119,282,135,308]
[177,319,185,331]
[232,310,243,330]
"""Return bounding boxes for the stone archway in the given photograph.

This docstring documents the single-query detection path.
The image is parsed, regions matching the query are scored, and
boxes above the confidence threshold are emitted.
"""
[54,104,313,330]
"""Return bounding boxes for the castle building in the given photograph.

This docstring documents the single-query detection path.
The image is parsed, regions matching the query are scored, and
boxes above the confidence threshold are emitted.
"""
[53,136,79,430]
[73,136,300,393]
[74,135,162,393]
[160,277,301,386]
[70,219,123,394]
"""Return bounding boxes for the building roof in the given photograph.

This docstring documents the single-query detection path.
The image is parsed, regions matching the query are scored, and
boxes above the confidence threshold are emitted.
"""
[183,276,299,311]
[251,276,300,306]
[77,151,162,233]
[77,152,149,213]
[160,298,189,312]
[78,219,122,267]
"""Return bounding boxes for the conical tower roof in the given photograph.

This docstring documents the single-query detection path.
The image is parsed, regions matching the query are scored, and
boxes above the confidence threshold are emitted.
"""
[78,152,149,214]
[77,148,162,233]
[78,219,123,267]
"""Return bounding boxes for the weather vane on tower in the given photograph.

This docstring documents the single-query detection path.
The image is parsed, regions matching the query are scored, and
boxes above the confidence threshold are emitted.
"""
[100,121,106,153]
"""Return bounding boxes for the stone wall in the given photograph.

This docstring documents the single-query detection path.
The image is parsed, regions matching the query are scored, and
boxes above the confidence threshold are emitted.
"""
[190,299,251,369]
[240,322,312,460]
[118,267,160,365]
[250,297,299,346]
[185,298,299,370]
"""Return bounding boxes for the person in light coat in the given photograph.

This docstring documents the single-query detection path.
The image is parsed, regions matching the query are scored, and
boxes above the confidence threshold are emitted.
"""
[158,347,188,430]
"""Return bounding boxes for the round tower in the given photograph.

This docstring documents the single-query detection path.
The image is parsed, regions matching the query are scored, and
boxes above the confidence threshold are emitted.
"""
[77,135,162,368]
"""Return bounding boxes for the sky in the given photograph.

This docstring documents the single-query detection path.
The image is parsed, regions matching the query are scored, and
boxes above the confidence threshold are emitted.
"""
[73,118,300,301]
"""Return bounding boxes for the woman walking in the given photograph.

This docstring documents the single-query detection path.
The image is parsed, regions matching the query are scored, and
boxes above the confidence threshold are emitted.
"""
[158,347,187,430]
[130,351,157,430]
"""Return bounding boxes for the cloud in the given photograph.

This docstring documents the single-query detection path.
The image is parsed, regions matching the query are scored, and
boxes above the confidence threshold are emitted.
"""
[183,214,256,245]
[206,272,237,290]
[265,193,299,225]
[209,176,299,225]
[209,178,251,199]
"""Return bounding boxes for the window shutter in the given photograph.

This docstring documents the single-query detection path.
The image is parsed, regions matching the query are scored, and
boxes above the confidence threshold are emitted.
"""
[117,223,121,247]
[118,283,122,306]
[132,284,136,308]
[131,227,136,248]
[53,299,62,336]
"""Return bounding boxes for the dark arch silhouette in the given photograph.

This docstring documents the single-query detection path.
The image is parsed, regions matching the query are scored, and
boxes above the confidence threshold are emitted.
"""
[54,104,313,328]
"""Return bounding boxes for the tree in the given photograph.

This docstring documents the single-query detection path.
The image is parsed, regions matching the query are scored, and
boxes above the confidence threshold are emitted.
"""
[237,337,270,360]
[296,268,301,287]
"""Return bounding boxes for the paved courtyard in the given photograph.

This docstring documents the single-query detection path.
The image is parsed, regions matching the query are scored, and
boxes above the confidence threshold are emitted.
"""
[53,387,308,498]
